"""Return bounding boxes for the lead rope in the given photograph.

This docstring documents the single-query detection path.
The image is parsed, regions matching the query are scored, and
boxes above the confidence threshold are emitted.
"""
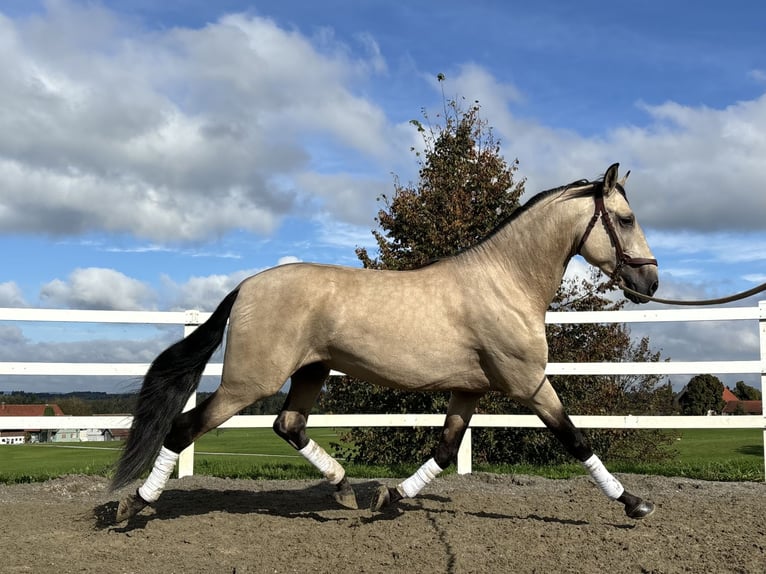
[618,280,766,306]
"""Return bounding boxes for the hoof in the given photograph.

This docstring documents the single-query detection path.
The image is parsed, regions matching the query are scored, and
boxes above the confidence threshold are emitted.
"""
[370,485,391,512]
[625,499,655,520]
[333,483,359,510]
[115,490,149,523]
[370,485,402,512]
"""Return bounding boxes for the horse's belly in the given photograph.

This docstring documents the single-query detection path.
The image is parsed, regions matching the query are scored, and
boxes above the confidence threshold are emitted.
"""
[329,346,489,393]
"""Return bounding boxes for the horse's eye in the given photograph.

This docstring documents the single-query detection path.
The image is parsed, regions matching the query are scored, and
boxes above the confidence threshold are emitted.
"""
[619,215,635,227]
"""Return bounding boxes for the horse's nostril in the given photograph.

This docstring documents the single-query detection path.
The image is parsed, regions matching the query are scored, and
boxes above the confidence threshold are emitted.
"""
[649,281,659,296]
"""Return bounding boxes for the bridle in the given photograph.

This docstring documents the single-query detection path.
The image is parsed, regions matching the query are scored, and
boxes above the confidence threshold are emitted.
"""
[574,182,766,306]
[576,184,657,280]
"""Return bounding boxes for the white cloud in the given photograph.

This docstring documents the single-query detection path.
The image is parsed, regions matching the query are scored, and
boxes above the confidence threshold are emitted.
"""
[0,4,401,242]
[0,281,26,307]
[447,66,766,233]
[161,269,256,311]
[277,256,301,266]
[39,267,155,310]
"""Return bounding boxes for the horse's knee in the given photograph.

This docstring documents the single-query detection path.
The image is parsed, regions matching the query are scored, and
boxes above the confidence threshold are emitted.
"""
[273,411,309,449]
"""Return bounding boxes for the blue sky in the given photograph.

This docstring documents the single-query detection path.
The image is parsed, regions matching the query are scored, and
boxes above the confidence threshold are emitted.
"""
[1,0,765,393]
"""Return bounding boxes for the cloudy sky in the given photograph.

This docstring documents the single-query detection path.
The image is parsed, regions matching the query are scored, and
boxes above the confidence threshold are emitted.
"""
[1,0,765,393]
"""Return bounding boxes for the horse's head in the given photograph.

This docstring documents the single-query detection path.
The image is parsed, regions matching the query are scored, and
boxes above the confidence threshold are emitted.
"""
[576,163,658,304]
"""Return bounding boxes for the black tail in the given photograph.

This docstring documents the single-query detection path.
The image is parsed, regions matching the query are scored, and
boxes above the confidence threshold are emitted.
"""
[111,288,240,491]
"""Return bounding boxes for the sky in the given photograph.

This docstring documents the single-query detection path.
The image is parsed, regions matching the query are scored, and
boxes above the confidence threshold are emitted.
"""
[1,0,765,394]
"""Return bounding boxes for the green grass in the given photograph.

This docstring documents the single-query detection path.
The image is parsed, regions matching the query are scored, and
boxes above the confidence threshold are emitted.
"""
[475,428,765,482]
[0,441,119,483]
[1,427,763,484]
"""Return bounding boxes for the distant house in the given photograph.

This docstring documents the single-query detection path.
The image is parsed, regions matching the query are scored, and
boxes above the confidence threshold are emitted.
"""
[722,387,762,415]
[0,403,65,443]
[81,428,115,442]
[0,404,128,443]
[0,432,25,445]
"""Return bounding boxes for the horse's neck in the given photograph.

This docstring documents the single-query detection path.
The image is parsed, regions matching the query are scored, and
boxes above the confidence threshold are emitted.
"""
[473,197,581,311]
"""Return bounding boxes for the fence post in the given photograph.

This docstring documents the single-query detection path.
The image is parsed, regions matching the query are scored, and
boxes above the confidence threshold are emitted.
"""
[760,301,766,483]
[457,427,472,474]
[177,311,201,478]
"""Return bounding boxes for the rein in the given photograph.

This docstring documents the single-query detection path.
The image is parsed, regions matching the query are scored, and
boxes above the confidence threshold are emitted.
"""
[618,280,766,306]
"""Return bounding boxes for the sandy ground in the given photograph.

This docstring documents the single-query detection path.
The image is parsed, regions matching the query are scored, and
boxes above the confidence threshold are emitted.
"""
[0,473,764,574]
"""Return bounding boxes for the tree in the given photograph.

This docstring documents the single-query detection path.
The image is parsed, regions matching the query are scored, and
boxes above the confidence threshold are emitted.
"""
[356,95,524,270]
[733,381,762,401]
[58,397,93,416]
[678,374,725,415]
[322,77,673,466]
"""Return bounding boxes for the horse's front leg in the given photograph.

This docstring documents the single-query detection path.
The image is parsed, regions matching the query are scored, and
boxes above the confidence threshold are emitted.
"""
[273,363,358,510]
[371,391,482,511]
[529,376,654,519]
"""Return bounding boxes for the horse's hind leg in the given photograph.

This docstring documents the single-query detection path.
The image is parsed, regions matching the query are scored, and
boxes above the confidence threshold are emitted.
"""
[116,388,256,523]
[273,363,358,509]
[528,376,654,519]
[372,391,482,511]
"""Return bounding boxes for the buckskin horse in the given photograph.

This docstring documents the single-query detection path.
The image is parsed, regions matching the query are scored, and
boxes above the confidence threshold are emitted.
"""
[112,163,658,523]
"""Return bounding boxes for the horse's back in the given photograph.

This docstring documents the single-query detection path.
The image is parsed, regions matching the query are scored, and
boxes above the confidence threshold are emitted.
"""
[225,262,489,392]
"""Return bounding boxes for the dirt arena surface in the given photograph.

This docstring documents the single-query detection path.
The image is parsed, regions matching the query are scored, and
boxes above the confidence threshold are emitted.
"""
[1,473,764,574]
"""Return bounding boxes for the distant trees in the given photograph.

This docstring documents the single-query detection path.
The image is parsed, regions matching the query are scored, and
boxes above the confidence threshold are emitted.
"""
[732,381,762,401]
[321,78,674,466]
[678,374,725,415]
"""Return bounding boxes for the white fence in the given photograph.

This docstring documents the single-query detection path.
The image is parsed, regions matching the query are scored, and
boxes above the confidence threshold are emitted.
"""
[1,303,764,478]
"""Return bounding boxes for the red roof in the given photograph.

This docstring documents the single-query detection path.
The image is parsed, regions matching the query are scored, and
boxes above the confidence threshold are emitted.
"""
[0,404,64,416]
[722,400,762,415]
[722,387,739,402]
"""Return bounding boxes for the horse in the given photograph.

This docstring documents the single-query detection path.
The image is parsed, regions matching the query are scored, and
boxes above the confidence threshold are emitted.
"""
[112,162,659,523]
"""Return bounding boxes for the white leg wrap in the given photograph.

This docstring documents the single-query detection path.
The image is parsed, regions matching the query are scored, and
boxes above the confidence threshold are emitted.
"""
[582,454,624,500]
[138,446,179,503]
[298,439,345,485]
[397,458,443,499]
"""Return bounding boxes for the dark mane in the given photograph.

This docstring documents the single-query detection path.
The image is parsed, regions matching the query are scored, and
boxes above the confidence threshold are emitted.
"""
[420,172,628,267]
[431,178,596,264]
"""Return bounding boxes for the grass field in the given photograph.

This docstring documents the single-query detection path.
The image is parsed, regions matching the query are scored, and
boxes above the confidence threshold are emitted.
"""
[0,427,763,484]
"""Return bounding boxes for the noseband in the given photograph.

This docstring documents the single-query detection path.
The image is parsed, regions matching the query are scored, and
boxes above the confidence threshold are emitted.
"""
[576,186,657,278]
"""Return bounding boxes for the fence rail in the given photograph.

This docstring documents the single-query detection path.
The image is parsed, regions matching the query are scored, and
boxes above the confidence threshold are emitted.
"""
[1,302,765,477]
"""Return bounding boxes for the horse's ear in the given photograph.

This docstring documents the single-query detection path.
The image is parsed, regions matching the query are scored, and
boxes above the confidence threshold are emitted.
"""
[603,163,620,196]
[618,170,631,188]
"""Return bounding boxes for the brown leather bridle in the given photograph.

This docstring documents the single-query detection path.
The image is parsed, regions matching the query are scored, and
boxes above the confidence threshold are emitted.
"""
[576,185,657,279]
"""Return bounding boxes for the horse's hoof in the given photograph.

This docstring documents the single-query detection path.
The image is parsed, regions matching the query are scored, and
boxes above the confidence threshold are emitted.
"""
[370,485,391,512]
[115,490,149,523]
[625,499,655,519]
[333,485,359,510]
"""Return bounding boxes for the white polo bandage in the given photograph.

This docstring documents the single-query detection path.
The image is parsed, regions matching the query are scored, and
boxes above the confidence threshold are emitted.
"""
[298,439,345,485]
[582,454,624,500]
[138,446,179,503]
[398,458,443,499]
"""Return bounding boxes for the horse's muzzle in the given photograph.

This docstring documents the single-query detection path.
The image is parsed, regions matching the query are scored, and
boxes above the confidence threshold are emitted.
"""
[620,265,659,304]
